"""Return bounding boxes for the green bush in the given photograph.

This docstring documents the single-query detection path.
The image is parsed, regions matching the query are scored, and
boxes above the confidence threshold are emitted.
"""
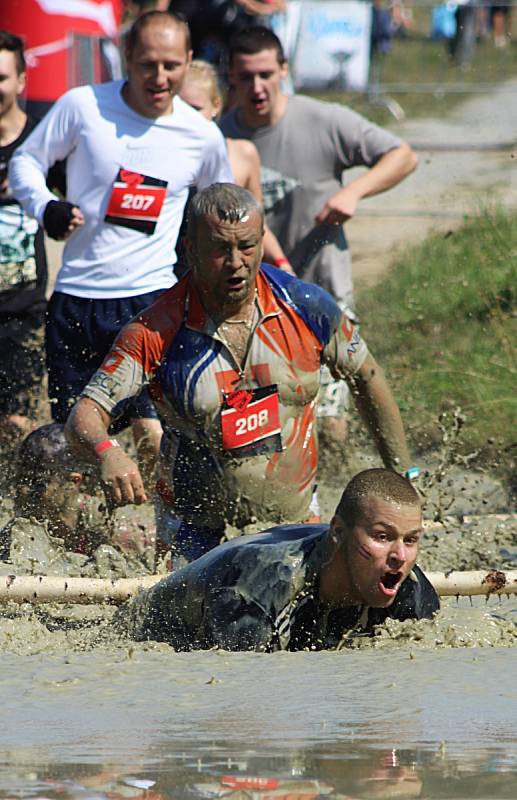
[358,208,517,457]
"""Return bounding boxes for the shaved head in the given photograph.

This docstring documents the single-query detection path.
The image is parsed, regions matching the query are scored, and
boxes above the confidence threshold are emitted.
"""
[125,10,191,56]
[336,468,420,530]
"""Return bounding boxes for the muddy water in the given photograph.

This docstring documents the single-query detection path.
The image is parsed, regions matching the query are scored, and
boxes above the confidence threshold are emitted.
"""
[1,457,517,799]
[2,641,517,798]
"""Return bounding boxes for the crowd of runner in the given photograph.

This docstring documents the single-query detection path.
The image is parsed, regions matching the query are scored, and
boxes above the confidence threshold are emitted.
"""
[0,12,437,651]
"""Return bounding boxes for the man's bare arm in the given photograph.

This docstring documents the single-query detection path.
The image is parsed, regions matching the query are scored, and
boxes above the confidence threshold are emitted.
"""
[347,353,411,472]
[65,397,147,505]
[315,143,418,225]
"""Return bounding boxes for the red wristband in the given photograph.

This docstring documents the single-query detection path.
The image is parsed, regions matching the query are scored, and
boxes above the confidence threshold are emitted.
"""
[94,439,120,457]
[273,257,290,267]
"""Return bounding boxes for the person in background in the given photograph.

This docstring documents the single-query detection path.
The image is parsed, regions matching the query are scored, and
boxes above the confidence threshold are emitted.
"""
[169,0,286,66]
[220,26,418,448]
[449,0,477,66]
[491,0,513,47]
[179,59,293,272]
[0,31,63,446]
[9,12,232,480]
[122,0,170,27]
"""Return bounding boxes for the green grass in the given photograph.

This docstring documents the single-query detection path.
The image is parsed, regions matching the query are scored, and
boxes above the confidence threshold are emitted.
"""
[305,33,517,126]
[356,208,517,464]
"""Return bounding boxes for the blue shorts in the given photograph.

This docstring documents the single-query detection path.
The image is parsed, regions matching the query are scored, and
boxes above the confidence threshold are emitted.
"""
[46,289,166,425]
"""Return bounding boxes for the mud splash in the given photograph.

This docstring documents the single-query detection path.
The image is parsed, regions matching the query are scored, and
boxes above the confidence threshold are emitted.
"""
[1,405,516,657]
[347,598,517,650]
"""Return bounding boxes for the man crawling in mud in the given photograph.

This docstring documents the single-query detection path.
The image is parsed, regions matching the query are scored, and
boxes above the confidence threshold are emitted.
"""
[1,423,95,557]
[0,424,155,573]
[124,468,439,651]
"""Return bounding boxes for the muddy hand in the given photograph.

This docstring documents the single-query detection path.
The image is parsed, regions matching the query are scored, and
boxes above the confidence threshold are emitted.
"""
[99,448,147,506]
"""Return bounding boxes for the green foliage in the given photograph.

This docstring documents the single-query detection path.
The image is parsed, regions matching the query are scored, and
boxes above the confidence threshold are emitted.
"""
[357,208,517,456]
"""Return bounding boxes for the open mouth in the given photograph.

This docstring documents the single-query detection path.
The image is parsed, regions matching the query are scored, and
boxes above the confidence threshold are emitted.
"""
[227,276,246,290]
[379,571,403,597]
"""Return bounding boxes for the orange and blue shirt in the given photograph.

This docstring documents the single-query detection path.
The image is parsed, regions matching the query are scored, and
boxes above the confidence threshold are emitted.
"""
[82,264,368,529]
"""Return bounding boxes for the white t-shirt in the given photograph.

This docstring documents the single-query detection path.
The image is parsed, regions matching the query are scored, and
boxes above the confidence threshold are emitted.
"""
[10,81,233,299]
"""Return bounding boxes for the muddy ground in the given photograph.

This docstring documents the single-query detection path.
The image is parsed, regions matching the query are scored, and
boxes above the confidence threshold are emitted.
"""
[0,446,516,657]
[1,81,516,656]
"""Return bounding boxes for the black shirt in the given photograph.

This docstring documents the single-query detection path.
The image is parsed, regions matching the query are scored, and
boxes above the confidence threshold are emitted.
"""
[129,524,440,652]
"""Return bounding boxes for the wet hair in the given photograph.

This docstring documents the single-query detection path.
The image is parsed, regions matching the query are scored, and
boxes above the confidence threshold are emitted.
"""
[186,182,264,241]
[336,468,420,529]
[228,26,286,67]
[184,59,222,112]
[0,30,26,75]
[14,424,78,515]
[125,10,191,56]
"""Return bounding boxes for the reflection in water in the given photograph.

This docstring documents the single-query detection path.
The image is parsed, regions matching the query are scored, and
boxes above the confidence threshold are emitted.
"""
[1,743,517,800]
[1,601,517,800]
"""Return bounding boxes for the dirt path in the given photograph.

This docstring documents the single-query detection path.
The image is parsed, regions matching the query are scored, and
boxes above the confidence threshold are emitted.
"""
[347,80,517,289]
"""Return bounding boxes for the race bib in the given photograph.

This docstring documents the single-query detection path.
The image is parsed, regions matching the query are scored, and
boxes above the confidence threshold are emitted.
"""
[221,384,283,457]
[104,168,167,234]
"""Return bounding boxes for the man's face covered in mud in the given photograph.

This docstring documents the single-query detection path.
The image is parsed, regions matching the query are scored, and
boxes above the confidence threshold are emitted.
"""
[187,209,264,313]
[338,496,423,608]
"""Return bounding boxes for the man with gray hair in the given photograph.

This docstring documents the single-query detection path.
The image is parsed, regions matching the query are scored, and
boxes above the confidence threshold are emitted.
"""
[66,183,416,567]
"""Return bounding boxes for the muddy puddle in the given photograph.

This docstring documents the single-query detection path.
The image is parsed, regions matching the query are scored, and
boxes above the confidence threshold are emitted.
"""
[1,443,516,799]
[2,646,517,798]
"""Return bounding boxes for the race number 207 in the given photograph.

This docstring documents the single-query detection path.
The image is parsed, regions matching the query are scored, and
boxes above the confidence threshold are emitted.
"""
[120,193,155,211]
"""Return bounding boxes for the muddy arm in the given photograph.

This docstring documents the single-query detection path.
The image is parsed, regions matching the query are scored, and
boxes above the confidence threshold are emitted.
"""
[347,353,411,473]
[65,398,147,505]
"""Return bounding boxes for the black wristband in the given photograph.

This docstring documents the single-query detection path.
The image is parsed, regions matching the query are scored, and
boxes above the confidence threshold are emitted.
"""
[43,200,76,239]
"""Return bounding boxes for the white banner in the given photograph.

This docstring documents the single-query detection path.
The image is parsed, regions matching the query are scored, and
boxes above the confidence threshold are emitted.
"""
[274,1,372,92]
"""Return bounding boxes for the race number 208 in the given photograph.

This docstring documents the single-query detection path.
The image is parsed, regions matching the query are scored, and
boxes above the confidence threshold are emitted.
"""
[235,409,269,436]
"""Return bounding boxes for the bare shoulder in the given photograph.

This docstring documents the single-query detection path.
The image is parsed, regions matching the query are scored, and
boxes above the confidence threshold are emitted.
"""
[227,137,260,162]
[226,138,261,192]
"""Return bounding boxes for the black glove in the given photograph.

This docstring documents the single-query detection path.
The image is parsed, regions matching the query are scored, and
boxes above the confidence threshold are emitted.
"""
[43,200,77,239]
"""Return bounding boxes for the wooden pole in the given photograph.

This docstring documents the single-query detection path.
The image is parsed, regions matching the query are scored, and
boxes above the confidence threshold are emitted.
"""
[428,569,517,597]
[0,574,160,605]
[0,570,517,605]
